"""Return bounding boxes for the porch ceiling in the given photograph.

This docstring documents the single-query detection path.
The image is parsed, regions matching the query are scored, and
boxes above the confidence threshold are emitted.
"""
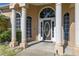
[62,3,75,8]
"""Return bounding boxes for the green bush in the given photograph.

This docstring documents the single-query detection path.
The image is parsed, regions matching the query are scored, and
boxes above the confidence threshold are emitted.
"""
[16,30,21,44]
[0,30,11,43]
[0,29,21,44]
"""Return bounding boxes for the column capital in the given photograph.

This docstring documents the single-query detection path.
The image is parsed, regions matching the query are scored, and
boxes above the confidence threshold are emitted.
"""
[9,3,15,9]
[56,3,62,6]
[20,3,26,7]
[21,6,26,11]
[10,8,15,10]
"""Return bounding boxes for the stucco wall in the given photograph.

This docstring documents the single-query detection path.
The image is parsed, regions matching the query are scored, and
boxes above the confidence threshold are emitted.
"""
[69,6,75,47]
[62,4,75,47]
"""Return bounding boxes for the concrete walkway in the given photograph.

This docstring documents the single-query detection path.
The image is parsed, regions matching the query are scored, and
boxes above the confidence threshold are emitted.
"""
[16,41,55,56]
[16,41,74,56]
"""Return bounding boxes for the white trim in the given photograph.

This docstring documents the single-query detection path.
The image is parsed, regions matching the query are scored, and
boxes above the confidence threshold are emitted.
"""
[37,6,55,42]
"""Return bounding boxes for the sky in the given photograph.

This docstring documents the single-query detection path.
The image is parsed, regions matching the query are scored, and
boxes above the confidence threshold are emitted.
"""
[0,3,9,7]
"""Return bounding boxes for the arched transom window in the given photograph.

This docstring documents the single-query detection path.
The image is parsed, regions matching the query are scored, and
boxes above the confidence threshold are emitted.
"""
[40,8,55,18]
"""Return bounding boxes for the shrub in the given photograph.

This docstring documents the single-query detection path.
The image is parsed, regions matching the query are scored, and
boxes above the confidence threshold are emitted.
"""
[0,30,11,43]
[0,29,21,44]
[16,30,21,44]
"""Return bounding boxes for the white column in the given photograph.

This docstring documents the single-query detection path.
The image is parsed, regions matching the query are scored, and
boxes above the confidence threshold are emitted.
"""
[11,9,16,42]
[9,8,16,47]
[54,3,63,55]
[75,3,79,47]
[55,3,62,45]
[20,7,27,48]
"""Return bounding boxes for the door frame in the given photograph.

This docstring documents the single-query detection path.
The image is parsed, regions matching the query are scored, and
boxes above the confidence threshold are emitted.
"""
[38,17,55,42]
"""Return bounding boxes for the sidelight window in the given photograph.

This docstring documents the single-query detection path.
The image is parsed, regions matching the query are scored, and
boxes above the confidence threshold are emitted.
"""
[64,13,70,40]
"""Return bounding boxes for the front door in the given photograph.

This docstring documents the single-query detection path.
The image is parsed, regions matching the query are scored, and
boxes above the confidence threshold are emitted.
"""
[43,20,51,40]
[39,18,55,41]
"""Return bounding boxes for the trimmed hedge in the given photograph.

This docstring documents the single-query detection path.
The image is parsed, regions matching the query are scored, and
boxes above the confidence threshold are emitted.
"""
[0,30,21,44]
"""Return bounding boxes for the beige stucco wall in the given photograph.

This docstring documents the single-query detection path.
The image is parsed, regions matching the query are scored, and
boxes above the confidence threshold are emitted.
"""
[62,4,75,47]
[69,6,75,47]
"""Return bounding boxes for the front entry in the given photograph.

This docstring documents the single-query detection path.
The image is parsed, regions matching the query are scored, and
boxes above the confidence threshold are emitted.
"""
[38,7,55,42]
[39,18,55,42]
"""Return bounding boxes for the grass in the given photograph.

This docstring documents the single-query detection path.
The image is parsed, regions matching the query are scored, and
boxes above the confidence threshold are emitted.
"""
[0,45,22,56]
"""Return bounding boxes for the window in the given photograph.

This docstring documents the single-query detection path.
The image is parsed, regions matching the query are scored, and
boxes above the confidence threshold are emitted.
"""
[26,16,32,38]
[52,21,54,37]
[64,13,70,40]
[16,12,32,38]
[16,12,21,29]
[41,22,43,36]
[40,8,55,18]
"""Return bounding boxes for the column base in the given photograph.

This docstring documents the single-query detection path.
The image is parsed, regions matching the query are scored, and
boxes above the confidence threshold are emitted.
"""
[19,42,27,49]
[54,44,64,55]
[74,47,79,56]
[9,41,18,48]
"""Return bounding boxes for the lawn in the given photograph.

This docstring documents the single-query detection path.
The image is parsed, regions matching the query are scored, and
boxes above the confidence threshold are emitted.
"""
[0,44,22,56]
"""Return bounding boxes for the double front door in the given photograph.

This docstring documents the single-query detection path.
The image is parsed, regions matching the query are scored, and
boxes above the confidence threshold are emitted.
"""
[39,18,55,42]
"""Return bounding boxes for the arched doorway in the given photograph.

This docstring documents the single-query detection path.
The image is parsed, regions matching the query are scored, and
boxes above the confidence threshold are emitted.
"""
[38,7,55,42]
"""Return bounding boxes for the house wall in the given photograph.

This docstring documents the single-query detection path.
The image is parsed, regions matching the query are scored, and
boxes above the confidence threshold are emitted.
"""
[2,3,75,47]
[62,4,75,47]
